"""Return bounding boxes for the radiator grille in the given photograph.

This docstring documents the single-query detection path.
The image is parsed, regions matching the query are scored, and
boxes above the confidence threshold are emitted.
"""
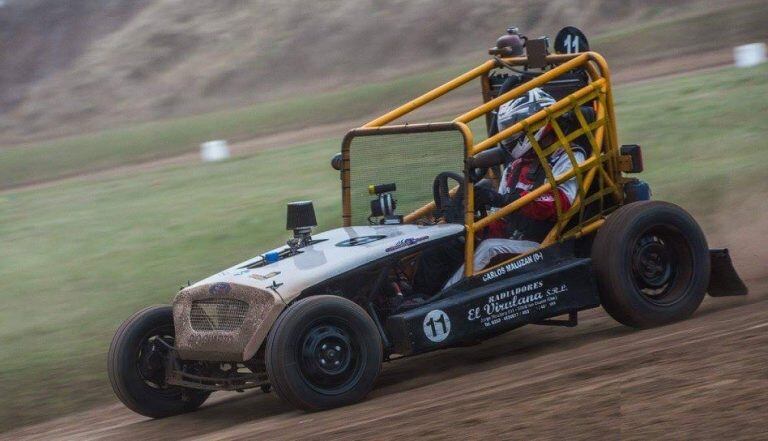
[190,298,249,332]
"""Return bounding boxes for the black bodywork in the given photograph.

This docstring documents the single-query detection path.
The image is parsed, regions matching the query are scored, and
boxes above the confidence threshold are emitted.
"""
[386,241,600,356]
[299,229,747,360]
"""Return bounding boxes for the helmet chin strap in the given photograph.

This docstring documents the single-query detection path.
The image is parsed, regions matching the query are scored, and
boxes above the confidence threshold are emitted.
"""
[508,138,531,159]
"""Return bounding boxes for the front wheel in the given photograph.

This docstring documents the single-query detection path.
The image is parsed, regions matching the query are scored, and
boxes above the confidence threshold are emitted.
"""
[266,296,383,411]
[108,305,210,418]
[592,201,710,328]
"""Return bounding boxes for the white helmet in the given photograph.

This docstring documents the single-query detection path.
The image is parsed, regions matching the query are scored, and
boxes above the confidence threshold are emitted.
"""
[497,87,556,159]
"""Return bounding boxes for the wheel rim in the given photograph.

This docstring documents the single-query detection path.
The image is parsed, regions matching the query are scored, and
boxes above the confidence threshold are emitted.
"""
[297,318,365,395]
[630,225,693,305]
[135,324,180,398]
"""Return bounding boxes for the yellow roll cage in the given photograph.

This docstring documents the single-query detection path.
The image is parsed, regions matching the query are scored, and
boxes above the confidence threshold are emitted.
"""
[341,51,625,279]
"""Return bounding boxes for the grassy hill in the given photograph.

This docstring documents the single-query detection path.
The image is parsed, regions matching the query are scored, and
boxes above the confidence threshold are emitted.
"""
[1,62,767,432]
[1,0,766,141]
[2,0,767,190]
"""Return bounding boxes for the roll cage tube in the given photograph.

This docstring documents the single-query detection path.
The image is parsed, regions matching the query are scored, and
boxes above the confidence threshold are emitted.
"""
[342,51,622,279]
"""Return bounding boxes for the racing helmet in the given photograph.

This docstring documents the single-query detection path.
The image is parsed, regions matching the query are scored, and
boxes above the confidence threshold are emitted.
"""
[497,88,556,159]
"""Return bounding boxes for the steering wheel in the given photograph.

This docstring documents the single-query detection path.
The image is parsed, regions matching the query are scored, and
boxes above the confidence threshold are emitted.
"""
[432,172,465,223]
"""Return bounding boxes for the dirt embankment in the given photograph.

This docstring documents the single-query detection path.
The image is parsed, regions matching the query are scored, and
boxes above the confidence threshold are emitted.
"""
[0,51,735,196]
[2,0,764,141]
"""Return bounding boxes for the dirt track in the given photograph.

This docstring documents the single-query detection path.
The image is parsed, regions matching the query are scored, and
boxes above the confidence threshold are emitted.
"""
[5,274,766,440]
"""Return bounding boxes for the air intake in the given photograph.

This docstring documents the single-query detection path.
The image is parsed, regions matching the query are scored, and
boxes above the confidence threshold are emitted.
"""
[286,201,317,231]
[286,201,317,250]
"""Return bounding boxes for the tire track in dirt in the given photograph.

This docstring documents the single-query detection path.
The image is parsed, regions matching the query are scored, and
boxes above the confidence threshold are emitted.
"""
[5,276,766,440]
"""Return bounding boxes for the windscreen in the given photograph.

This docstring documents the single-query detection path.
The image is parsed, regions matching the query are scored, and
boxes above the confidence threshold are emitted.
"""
[344,125,466,225]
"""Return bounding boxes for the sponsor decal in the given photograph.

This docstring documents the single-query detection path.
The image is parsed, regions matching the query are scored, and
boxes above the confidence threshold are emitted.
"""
[385,235,429,253]
[467,279,564,328]
[251,271,281,280]
[481,251,544,283]
[423,309,451,343]
[546,283,568,296]
[487,280,543,303]
[335,235,387,247]
[209,282,231,295]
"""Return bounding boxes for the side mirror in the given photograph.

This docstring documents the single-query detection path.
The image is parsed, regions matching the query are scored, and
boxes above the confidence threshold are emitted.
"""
[331,152,343,171]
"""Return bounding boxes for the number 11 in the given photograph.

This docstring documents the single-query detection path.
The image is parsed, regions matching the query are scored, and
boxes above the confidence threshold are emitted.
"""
[564,34,580,53]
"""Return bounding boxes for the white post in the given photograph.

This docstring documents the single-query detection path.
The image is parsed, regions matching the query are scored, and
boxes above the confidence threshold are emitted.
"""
[200,140,231,162]
[733,43,767,68]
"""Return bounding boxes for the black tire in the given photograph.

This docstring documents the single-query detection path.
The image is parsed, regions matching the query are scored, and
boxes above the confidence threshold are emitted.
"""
[592,201,710,328]
[108,305,210,418]
[265,295,383,411]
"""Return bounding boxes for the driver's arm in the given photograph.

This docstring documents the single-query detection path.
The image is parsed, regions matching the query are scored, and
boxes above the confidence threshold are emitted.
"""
[474,184,520,208]
[474,153,522,209]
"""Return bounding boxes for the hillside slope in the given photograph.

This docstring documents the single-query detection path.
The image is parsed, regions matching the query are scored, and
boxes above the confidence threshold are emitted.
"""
[2,0,764,140]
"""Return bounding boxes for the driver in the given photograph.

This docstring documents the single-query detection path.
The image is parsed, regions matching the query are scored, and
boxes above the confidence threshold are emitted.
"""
[413,88,586,295]
[443,87,587,286]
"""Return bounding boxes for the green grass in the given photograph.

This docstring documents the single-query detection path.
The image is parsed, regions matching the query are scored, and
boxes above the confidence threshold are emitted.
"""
[0,63,477,189]
[1,63,767,432]
[0,138,344,427]
[614,64,768,214]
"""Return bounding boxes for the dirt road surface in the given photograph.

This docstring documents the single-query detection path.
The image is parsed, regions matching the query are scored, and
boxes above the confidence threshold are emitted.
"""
[5,273,766,440]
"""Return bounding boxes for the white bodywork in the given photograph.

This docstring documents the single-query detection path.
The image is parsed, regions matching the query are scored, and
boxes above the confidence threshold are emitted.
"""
[191,223,464,303]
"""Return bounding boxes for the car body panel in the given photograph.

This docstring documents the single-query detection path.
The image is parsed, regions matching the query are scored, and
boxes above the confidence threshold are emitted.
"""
[190,223,464,304]
[387,257,601,355]
[173,223,464,361]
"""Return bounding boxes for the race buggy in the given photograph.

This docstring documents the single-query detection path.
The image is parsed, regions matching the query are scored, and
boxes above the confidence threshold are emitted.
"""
[108,26,748,417]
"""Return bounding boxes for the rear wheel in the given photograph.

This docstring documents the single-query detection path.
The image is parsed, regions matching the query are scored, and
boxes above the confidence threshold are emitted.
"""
[266,296,383,411]
[592,201,710,328]
[108,306,210,418]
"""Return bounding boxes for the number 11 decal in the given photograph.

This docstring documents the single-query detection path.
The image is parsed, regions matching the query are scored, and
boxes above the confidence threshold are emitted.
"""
[563,34,580,53]
[423,309,451,343]
[554,26,590,55]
